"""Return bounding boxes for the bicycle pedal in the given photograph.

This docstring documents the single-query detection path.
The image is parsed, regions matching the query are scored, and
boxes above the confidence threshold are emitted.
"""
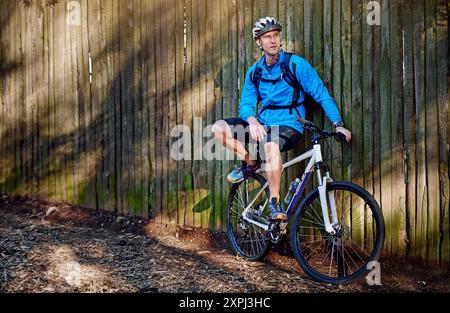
[279,221,288,234]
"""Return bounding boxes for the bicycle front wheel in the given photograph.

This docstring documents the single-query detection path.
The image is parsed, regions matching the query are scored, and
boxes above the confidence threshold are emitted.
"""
[226,173,272,261]
[291,181,385,284]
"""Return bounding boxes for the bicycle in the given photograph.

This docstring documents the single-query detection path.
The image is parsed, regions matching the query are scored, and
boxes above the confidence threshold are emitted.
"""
[226,117,385,284]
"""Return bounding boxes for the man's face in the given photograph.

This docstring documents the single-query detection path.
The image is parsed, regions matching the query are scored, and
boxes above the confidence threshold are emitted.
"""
[256,30,281,56]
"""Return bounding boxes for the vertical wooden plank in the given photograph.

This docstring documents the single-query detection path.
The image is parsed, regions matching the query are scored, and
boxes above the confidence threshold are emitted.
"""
[285,0,296,192]
[425,0,440,262]
[0,5,4,194]
[36,3,45,199]
[64,0,76,203]
[413,0,427,259]
[379,0,392,255]
[98,0,115,211]
[213,0,224,230]
[112,0,122,213]
[190,0,200,228]
[436,0,449,264]
[41,2,50,200]
[133,0,143,216]
[154,0,163,223]
[303,0,312,62]
[351,0,363,246]
[197,0,207,228]
[140,0,151,218]
[266,0,278,18]
[23,4,31,195]
[363,0,375,252]
[85,0,99,210]
[68,0,81,205]
[78,0,90,208]
[206,0,217,229]
[146,0,157,219]
[31,4,40,197]
[174,0,185,224]
[401,0,416,258]
[47,3,55,201]
[184,0,194,228]
[7,5,14,195]
[322,0,332,187]
[278,0,286,46]
[390,0,406,256]
[53,1,66,202]
[244,0,254,70]
[285,0,294,52]
[221,0,231,231]
[119,0,133,215]
[341,0,352,193]
[168,0,178,223]
[11,6,19,195]
[331,0,342,183]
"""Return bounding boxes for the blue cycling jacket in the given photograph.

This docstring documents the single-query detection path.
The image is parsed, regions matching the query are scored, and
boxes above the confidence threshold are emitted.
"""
[239,49,343,134]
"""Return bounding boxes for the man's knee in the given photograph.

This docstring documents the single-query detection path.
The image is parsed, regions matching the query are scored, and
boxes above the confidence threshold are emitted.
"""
[263,142,281,162]
[211,120,228,139]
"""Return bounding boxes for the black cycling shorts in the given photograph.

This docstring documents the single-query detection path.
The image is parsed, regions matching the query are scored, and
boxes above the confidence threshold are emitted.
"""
[222,117,302,153]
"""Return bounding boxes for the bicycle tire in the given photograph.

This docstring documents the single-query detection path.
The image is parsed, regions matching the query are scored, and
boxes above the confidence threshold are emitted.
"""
[291,181,385,284]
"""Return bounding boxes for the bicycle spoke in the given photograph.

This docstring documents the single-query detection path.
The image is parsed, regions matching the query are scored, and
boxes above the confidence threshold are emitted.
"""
[329,243,335,277]
[303,240,326,261]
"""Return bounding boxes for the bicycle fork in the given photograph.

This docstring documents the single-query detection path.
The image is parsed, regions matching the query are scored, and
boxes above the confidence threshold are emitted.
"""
[316,169,338,235]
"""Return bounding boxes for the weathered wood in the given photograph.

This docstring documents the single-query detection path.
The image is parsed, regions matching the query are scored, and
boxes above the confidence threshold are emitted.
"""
[329,0,341,184]
[412,0,427,259]
[425,0,440,262]
[174,0,185,225]
[380,0,393,255]
[184,0,194,228]
[213,0,224,231]
[341,0,352,191]
[436,0,449,264]
[206,0,216,229]
[351,0,363,246]
[401,0,416,259]
[0,0,448,263]
[154,0,163,223]
[363,0,375,252]
[390,0,406,256]
[0,5,4,194]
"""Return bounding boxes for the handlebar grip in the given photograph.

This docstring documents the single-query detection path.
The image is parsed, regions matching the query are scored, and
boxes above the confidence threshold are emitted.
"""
[334,132,347,143]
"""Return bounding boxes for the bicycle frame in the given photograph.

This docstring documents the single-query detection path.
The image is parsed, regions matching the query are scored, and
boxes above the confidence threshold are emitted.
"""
[241,143,338,235]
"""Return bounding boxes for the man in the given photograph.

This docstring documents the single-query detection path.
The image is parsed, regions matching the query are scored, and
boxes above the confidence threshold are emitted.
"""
[211,17,351,222]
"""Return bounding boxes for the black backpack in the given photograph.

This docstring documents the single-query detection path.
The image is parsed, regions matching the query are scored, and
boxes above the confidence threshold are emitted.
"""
[250,52,307,117]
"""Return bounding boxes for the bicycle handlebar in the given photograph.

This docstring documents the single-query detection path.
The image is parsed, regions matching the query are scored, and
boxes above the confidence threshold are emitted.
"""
[296,117,347,143]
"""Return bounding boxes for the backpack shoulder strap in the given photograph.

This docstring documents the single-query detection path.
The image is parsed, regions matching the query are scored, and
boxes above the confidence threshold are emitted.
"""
[281,52,301,91]
[281,53,304,106]
[250,65,263,101]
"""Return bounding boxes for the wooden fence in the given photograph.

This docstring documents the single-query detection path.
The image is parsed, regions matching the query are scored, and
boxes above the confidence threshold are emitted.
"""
[0,0,448,263]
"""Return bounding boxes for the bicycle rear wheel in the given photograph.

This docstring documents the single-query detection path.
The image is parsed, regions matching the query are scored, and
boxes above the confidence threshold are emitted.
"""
[291,181,385,284]
[226,173,272,261]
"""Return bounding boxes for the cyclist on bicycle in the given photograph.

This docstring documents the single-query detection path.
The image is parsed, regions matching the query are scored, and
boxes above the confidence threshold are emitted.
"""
[211,17,351,222]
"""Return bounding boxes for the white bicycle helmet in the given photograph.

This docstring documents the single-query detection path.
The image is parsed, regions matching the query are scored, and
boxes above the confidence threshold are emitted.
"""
[252,16,282,39]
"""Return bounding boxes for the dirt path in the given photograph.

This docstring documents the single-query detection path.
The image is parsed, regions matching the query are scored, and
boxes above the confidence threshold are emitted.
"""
[1,195,448,293]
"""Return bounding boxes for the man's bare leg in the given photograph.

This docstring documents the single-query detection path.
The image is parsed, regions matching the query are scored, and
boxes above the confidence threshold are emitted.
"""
[264,142,283,200]
[211,120,256,165]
